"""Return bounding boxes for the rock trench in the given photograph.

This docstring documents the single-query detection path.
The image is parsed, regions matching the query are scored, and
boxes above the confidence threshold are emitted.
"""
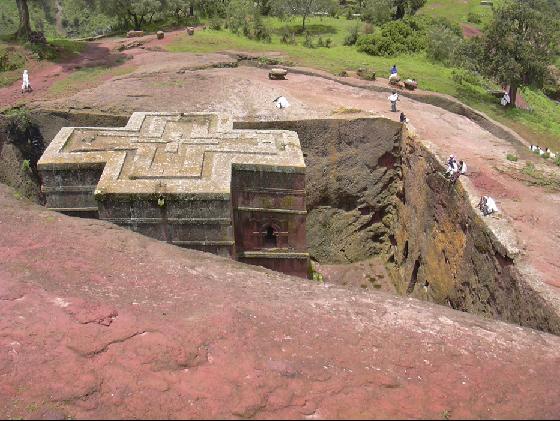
[2,109,560,334]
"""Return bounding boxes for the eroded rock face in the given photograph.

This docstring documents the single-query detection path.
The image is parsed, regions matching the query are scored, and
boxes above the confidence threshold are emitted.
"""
[391,135,560,334]
[1,183,560,419]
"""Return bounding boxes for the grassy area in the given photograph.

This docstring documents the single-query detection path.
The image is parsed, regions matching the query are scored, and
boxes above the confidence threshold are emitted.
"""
[418,0,498,27]
[49,64,135,96]
[167,17,560,150]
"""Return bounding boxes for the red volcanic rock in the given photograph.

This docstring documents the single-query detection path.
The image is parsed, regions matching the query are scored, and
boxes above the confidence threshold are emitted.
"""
[1,183,560,419]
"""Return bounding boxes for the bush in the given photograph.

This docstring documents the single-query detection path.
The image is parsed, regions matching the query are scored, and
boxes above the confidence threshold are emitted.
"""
[357,66,376,80]
[6,108,31,135]
[325,37,332,48]
[280,29,297,45]
[451,69,483,86]
[0,47,25,72]
[427,25,462,64]
[363,22,374,35]
[555,155,560,167]
[361,0,393,25]
[343,24,360,46]
[209,17,223,30]
[251,14,271,42]
[303,32,315,48]
[467,11,482,24]
[506,153,518,161]
[21,159,30,172]
[451,37,484,72]
[356,18,428,56]
[226,0,270,42]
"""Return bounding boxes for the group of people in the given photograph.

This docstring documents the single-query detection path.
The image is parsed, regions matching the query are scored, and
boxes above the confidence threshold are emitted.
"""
[530,144,557,159]
[445,154,498,216]
[445,154,467,183]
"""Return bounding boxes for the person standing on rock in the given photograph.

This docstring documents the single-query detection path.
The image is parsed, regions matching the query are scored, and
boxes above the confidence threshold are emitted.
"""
[21,70,32,94]
[388,91,399,112]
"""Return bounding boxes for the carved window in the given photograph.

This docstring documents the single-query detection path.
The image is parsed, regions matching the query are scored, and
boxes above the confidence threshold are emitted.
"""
[263,225,278,248]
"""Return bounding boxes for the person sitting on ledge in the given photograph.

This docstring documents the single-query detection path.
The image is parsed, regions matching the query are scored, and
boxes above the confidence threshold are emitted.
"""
[478,195,498,216]
[389,64,399,82]
[450,160,467,183]
[445,154,457,177]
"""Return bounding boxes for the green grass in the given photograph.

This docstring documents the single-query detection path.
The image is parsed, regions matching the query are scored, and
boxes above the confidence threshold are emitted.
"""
[167,17,560,150]
[418,0,498,28]
[49,64,135,95]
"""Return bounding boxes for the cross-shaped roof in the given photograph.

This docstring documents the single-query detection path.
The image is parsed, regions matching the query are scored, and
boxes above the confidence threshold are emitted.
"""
[38,112,306,197]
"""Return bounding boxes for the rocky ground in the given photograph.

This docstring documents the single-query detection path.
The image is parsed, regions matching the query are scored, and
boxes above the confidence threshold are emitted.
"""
[5,30,555,291]
[1,183,560,419]
[1,30,560,418]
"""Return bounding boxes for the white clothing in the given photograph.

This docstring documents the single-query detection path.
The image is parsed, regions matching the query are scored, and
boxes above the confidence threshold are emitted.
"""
[273,96,290,109]
[460,162,467,174]
[446,161,458,175]
[485,197,498,213]
[388,93,398,102]
[530,145,537,152]
[389,73,399,81]
[500,93,510,106]
[550,152,557,159]
[22,71,30,90]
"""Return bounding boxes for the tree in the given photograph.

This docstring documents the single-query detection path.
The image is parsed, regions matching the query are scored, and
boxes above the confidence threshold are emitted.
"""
[164,0,192,24]
[362,0,393,25]
[393,0,426,20]
[271,0,336,30]
[480,0,560,107]
[103,0,162,30]
[15,0,31,39]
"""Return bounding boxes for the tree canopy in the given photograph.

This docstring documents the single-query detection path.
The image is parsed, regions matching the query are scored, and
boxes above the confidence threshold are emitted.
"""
[480,0,560,106]
[271,0,336,30]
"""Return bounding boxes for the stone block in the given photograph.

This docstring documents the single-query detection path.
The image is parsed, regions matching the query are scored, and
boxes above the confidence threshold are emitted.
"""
[127,30,145,38]
[38,112,309,277]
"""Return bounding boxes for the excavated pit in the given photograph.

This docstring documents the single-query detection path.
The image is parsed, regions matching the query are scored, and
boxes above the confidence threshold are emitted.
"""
[2,109,560,334]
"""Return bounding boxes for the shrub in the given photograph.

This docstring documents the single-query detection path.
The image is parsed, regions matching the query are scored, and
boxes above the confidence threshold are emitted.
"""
[0,47,25,72]
[303,32,315,48]
[363,22,374,35]
[427,25,462,64]
[343,24,360,46]
[21,159,31,172]
[6,108,31,135]
[467,11,482,24]
[451,69,483,86]
[280,30,296,45]
[357,67,376,80]
[209,17,223,30]
[451,37,484,72]
[506,153,518,161]
[317,36,325,47]
[356,18,428,56]
[251,14,271,42]
[555,155,560,167]
[325,37,332,48]
[361,0,393,25]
